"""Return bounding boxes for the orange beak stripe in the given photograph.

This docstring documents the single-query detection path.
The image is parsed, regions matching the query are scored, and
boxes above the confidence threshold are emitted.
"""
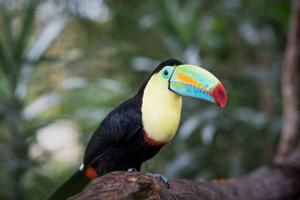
[176,73,211,94]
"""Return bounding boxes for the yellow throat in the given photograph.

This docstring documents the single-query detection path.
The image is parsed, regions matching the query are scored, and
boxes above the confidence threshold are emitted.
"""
[141,73,182,143]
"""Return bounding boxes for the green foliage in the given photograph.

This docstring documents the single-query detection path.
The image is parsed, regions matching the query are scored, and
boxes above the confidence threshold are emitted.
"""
[0,0,294,199]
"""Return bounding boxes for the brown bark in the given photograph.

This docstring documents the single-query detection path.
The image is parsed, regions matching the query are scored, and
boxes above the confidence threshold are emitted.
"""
[275,0,300,162]
[70,149,300,200]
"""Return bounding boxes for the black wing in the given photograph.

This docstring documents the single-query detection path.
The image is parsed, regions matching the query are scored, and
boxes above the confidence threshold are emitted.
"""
[83,96,142,166]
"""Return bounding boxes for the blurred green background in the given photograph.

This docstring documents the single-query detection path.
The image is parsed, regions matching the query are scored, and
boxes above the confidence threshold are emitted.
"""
[0,0,296,199]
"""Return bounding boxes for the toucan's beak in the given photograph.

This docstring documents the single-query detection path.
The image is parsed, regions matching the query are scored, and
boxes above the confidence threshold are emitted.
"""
[169,65,227,108]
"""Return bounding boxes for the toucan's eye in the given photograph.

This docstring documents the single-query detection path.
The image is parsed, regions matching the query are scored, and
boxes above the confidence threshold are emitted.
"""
[164,70,169,76]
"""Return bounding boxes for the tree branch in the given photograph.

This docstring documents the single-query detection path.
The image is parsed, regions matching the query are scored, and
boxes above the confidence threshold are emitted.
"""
[70,149,300,200]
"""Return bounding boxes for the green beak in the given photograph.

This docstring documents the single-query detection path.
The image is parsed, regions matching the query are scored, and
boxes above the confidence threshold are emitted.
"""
[169,65,227,107]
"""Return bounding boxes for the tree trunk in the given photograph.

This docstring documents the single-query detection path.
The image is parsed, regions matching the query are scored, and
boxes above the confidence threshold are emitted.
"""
[275,0,300,163]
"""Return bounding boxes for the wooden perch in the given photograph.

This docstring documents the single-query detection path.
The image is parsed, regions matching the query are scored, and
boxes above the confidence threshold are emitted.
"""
[70,149,300,200]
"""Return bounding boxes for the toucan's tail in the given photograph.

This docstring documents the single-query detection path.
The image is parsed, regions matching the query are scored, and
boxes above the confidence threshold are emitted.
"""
[48,169,90,200]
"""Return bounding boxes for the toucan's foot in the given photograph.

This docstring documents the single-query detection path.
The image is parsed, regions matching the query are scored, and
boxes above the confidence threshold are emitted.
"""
[146,173,170,188]
[127,168,138,172]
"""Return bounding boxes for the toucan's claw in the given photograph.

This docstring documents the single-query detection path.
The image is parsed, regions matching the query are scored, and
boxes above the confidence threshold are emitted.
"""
[127,168,138,172]
[146,172,170,188]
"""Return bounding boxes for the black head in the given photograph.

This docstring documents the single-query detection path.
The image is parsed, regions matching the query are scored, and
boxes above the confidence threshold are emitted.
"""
[151,58,183,74]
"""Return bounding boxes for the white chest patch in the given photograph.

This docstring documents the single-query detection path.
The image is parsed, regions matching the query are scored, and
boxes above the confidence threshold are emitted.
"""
[141,74,182,143]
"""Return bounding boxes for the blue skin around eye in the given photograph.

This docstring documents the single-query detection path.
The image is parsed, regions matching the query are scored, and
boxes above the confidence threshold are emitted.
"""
[161,66,175,79]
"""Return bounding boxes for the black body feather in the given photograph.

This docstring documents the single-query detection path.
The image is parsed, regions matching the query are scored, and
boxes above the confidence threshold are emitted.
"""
[84,58,182,174]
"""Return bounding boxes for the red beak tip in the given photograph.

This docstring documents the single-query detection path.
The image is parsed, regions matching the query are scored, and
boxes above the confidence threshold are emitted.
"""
[212,83,227,108]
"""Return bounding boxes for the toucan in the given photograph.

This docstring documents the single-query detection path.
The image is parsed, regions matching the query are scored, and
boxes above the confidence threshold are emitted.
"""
[48,58,227,200]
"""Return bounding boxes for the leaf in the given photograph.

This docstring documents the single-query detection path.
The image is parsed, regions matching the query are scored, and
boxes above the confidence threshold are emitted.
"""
[14,0,39,65]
